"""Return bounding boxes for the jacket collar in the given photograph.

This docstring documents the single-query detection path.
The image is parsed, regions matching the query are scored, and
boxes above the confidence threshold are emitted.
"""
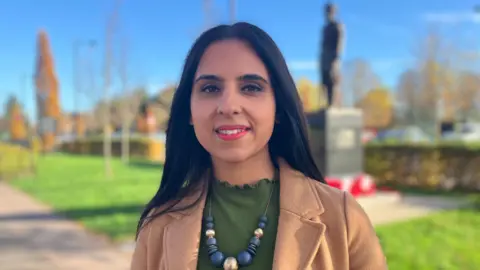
[164,159,326,269]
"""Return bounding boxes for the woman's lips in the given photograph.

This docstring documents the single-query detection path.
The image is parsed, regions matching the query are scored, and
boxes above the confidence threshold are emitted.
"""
[215,125,251,141]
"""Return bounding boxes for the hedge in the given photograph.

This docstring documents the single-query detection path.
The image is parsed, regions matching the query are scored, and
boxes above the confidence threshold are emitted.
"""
[60,138,480,191]
[59,136,165,163]
[365,142,480,191]
[0,141,38,180]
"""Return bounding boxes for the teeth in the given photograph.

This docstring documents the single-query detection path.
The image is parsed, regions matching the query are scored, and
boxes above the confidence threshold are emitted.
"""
[218,129,244,135]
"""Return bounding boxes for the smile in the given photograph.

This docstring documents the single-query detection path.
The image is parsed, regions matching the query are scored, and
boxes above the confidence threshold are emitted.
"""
[215,125,251,141]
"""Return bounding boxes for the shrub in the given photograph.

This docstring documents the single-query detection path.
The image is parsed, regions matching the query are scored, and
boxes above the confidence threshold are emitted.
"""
[365,142,480,191]
[0,141,38,180]
[59,136,165,162]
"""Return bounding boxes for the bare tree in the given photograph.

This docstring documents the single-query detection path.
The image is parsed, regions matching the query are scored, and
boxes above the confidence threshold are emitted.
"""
[118,37,142,164]
[229,0,236,23]
[413,29,461,139]
[188,0,217,38]
[21,73,37,175]
[73,39,97,138]
[342,59,381,107]
[102,0,122,178]
[456,71,480,120]
[396,69,421,127]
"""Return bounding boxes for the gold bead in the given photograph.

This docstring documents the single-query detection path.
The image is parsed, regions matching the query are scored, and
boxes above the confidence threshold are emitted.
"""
[223,257,238,270]
[205,229,215,238]
[254,228,264,238]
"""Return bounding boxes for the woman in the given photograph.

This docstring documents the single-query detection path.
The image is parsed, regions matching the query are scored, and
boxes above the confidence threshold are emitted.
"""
[131,22,386,270]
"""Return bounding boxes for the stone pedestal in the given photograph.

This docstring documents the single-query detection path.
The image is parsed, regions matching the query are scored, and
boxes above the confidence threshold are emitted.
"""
[306,108,364,177]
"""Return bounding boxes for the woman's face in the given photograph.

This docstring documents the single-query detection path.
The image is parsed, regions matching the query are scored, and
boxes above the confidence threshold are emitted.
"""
[191,39,276,163]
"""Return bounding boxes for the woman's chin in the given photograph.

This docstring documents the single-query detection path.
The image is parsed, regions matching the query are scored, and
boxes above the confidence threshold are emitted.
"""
[211,149,253,164]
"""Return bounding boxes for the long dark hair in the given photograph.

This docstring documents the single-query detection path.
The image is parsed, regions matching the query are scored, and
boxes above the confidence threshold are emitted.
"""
[136,22,324,237]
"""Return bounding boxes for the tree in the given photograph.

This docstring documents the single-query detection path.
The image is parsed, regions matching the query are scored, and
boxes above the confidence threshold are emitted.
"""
[342,59,381,107]
[4,95,18,120]
[358,88,394,130]
[146,85,175,131]
[34,30,61,152]
[8,97,27,140]
[117,37,140,163]
[74,113,87,137]
[456,71,480,120]
[102,0,122,178]
[396,69,421,126]
[413,29,457,138]
[296,78,326,112]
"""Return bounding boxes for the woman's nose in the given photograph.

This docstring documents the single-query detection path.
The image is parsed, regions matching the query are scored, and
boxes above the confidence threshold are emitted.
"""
[217,85,241,115]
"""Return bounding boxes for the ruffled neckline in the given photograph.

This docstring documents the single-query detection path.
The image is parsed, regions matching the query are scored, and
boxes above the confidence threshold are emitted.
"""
[214,177,277,190]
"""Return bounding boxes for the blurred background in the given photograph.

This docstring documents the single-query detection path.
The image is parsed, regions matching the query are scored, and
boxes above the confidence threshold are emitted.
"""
[0,0,479,269]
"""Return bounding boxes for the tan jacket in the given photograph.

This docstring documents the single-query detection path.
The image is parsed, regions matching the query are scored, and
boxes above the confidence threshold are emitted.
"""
[131,160,387,270]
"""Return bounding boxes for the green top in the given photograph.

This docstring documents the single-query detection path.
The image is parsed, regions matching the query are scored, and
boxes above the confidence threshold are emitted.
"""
[197,175,280,270]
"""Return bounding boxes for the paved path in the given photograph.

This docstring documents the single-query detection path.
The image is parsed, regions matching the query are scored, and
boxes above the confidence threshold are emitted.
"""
[356,192,468,225]
[0,183,470,270]
[0,182,131,270]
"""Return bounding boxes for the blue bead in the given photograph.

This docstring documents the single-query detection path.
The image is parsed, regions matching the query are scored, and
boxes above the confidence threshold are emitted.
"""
[237,251,253,266]
[208,246,218,256]
[206,237,217,246]
[205,216,214,223]
[250,237,261,246]
[258,222,266,229]
[210,251,225,267]
[205,222,214,229]
[259,216,267,223]
[247,246,257,256]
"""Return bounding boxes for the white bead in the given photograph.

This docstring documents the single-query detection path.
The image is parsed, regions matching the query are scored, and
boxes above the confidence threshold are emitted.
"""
[254,228,264,238]
[205,229,215,238]
[223,257,238,270]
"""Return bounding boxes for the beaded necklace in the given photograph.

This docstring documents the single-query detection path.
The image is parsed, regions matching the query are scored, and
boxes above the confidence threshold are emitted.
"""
[202,178,276,270]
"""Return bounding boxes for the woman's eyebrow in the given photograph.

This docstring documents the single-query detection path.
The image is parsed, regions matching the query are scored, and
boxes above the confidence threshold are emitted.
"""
[237,74,269,84]
[195,74,223,83]
[194,73,268,84]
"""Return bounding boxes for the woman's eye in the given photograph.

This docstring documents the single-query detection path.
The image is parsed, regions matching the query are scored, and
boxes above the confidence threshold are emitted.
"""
[201,85,220,93]
[241,84,263,92]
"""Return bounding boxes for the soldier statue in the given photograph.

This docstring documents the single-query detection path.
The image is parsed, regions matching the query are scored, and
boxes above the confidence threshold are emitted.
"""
[320,2,344,107]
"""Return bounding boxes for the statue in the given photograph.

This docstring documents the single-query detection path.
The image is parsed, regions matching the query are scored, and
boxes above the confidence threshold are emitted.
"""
[320,2,344,107]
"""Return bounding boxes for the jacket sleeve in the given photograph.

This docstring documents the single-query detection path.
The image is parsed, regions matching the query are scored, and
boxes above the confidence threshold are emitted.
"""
[344,191,388,269]
[130,224,150,270]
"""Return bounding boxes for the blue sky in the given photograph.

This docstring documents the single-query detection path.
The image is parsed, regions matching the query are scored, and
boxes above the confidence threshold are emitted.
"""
[0,0,479,119]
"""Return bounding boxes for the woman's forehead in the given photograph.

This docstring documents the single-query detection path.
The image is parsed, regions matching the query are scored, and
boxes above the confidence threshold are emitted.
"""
[195,40,268,79]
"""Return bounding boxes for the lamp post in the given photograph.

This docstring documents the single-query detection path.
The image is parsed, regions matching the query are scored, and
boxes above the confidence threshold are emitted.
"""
[72,39,97,115]
[72,39,96,138]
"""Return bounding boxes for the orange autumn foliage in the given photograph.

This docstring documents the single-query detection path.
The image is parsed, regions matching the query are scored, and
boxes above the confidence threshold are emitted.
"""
[74,114,86,137]
[136,106,157,134]
[42,133,56,152]
[35,30,60,118]
[9,103,27,140]
[34,30,61,151]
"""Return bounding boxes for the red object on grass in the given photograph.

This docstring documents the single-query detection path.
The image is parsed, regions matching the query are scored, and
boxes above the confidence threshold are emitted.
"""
[325,174,377,197]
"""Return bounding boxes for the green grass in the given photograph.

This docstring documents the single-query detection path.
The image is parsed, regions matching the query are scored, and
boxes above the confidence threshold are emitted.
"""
[376,202,480,270]
[9,154,161,241]
[8,154,480,269]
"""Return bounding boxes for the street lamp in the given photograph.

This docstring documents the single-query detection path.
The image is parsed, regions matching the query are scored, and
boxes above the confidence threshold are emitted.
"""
[72,39,97,115]
[72,39,96,138]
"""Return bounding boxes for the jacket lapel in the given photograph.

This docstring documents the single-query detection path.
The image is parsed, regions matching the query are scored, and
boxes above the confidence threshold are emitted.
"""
[160,161,326,270]
[164,187,207,270]
[273,160,326,270]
